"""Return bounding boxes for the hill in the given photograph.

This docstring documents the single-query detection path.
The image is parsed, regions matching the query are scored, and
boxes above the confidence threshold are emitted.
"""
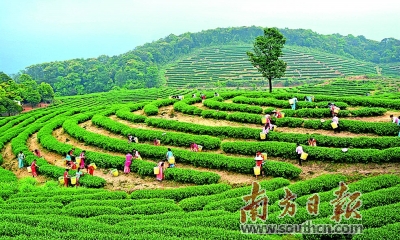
[163,44,400,88]
[18,26,400,95]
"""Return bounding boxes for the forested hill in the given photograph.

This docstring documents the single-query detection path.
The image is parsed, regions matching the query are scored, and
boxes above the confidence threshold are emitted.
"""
[21,26,400,96]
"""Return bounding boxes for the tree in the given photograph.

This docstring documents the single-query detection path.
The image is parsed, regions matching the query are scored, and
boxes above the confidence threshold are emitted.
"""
[37,82,55,103]
[25,90,41,108]
[0,72,12,83]
[247,28,287,93]
[0,97,22,116]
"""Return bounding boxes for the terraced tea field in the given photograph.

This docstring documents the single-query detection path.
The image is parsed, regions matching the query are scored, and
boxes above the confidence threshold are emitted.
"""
[1,87,400,239]
[164,45,400,88]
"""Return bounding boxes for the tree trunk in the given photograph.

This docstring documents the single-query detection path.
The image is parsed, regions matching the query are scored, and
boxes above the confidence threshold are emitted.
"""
[268,77,272,93]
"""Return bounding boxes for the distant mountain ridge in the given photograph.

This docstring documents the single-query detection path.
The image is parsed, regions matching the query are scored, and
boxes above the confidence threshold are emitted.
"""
[21,26,400,95]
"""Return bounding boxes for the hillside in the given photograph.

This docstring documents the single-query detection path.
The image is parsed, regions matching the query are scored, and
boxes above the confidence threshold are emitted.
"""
[19,26,400,95]
[164,44,400,88]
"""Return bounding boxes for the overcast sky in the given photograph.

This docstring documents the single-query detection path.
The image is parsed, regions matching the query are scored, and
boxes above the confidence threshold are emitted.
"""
[1,0,399,75]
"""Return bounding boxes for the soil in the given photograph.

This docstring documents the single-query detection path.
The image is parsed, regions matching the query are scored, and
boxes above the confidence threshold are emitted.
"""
[26,132,194,192]
[21,103,50,113]
[347,76,368,80]
[105,114,400,183]
[4,98,400,191]
[1,143,48,183]
[151,105,381,138]
[157,105,261,128]
[77,120,257,185]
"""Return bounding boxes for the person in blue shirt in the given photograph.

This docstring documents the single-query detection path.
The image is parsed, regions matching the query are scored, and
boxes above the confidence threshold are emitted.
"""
[166,148,175,168]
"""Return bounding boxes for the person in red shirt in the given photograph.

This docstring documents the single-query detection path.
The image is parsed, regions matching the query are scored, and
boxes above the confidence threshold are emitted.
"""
[88,165,95,176]
[33,149,41,157]
[63,168,70,187]
[31,160,38,177]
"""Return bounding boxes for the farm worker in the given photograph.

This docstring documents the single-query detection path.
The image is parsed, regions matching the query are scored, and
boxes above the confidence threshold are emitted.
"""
[79,150,86,169]
[296,143,304,166]
[64,168,70,187]
[332,114,340,133]
[31,159,38,177]
[132,149,142,160]
[124,152,133,174]
[190,142,199,152]
[214,92,219,97]
[390,115,399,124]
[17,151,25,169]
[308,138,317,147]
[269,124,276,131]
[201,93,206,102]
[290,97,298,110]
[133,136,138,143]
[88,164,95,176]
[156,161,165,181]
[153,138,160,146]
[65,152,72,166]
[254,151,265,179]
[272,110,283,118]
[262,123,270,135]
[166,148,175,168]
[192,94,196,98]
[304,96,311,102]
[33,149,41,158]
[264,114,271,124]
[329,104,335,116]
[71,162,77,170]
[128,134,133,143]
[69,148,76,161]
[76,168,83,187]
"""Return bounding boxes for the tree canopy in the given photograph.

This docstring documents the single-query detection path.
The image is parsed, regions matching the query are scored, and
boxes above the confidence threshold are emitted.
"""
[0,72,54,115]
[247,28,287,92]
[17,26,400,96]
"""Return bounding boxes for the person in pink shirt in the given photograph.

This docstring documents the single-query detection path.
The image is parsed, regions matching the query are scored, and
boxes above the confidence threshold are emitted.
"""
[190,142,199,152]
[296,143,303,166]
[79,150,86,170]
[156,161,165,181]
[124,152,133,174]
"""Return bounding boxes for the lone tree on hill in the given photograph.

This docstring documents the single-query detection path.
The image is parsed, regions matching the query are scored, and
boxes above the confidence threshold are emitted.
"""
[247,27,287,92]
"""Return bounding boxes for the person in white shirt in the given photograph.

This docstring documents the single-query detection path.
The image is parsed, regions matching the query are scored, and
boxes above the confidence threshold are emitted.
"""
[332,114,340,133]
[262,123,270,135]
[264,114,271,124]
[390,115,399,125]
[291,97,298,110]
[295,143,303,166]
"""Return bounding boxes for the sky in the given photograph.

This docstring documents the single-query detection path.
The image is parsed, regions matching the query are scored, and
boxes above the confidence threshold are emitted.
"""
[1,0,399,75]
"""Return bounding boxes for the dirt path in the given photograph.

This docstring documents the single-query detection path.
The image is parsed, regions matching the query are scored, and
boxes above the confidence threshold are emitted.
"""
[1,143,48,183]
[157,105,262,128]
[27,133,194,192]
[274,126,379,138]
[151,106,380,138]
[298,160,400,181]
[83,118,400,182]
[75,121,257,185]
